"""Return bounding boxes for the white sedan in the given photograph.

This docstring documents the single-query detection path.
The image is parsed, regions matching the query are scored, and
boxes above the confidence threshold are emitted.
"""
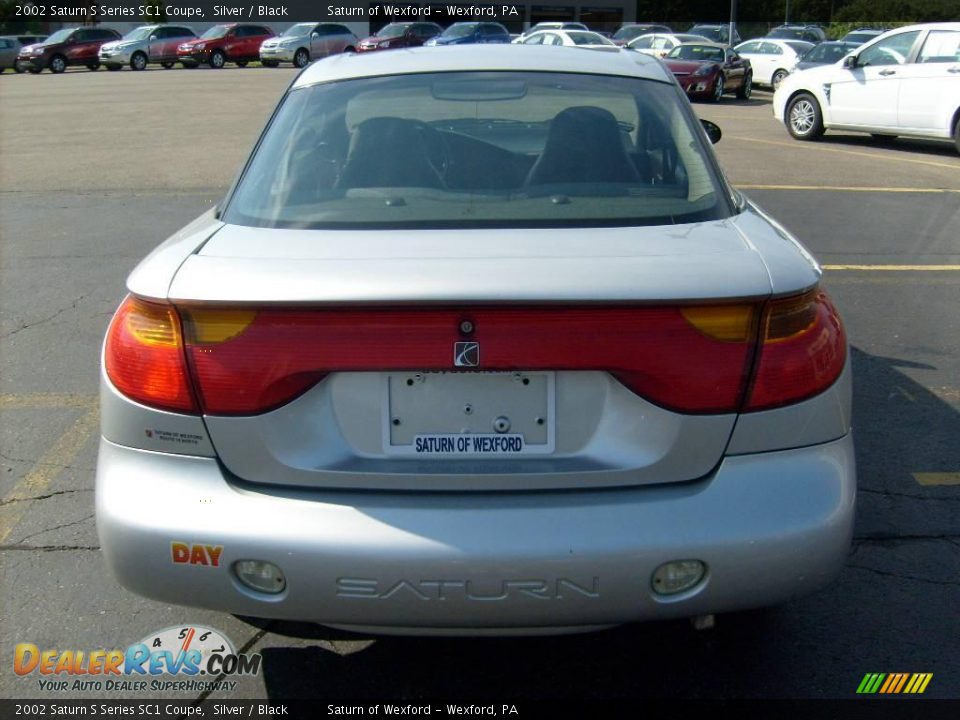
[627,33,710,58]
[774,22,960,153]
[515,29,616,48]
[734,38,814,88]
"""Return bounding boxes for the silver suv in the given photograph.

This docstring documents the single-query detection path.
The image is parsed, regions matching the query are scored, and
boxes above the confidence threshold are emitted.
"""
[259,22,358,68]
[99,24,196,71]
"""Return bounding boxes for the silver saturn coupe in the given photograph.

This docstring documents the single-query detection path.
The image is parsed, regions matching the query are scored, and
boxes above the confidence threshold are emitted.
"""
[97,46,855,635]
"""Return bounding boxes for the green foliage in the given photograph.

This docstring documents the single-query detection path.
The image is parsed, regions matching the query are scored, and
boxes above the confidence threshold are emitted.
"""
[834,0,959,23]
[0,0,43,34]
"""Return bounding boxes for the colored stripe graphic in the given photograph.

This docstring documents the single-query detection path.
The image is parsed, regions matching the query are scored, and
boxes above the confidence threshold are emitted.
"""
[858,673,932,694]
[857,673,886,694]
[893,674,909,693]
[879,674,897,694]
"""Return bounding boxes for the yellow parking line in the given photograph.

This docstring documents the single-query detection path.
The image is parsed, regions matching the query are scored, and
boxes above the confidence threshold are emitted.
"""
[728,135,960,170]
[932,387,960,403]
[822,265,960,271]
[738,184,960,193]
[0,393,97,410]
[0,406,99,544]
[913,473,960,486]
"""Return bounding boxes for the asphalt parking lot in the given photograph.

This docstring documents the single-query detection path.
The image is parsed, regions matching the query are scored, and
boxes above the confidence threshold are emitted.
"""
[1,65,959,702]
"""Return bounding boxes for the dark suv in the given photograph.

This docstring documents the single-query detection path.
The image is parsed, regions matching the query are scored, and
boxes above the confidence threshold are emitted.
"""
[688,23,742,46]
[766,24,827,43]
[177,24,274,68]
[17,27,120,73]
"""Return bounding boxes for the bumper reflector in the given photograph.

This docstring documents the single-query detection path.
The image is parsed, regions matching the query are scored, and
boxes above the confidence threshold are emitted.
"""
[652,560,706,595]
[234,560,286,594]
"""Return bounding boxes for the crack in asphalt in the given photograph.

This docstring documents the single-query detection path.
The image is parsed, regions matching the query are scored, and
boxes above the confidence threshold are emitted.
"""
[2,294,87,339]
[859,487,960,502]
[0,488,93,506]
[853,532,960,544]
[847,564,960,587]
[11,512,95,544]
[0,544,99,552]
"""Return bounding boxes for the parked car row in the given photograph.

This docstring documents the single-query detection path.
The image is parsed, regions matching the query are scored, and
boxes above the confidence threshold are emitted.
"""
[8,20,895,76]
[11,22,357,73]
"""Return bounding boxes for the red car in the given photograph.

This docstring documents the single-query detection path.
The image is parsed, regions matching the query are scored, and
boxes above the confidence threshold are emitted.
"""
[662,42,753,102]
[177,24,274,68]
[17,26,120,74]
[356,22,442,52]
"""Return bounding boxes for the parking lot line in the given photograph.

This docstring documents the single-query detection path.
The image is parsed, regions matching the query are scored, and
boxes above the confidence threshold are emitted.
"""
[822,265,960,271]
[729,136,960,171]
[0,393,96,410]
[913,473,960,486]
[739,185,960,193]
[0,404,99,544]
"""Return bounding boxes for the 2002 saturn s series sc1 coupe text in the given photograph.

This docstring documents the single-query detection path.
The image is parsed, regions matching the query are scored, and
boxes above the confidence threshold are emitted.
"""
[96,45,855,635]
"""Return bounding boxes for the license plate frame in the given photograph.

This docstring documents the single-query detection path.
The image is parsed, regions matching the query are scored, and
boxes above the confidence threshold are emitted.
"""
[382,371,555,456]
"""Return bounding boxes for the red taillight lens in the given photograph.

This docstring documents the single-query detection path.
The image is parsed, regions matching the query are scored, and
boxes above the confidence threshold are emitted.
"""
[744,289,846,412]
[104,296,199,414]
[106,294,844,418]
[179,306,760,416]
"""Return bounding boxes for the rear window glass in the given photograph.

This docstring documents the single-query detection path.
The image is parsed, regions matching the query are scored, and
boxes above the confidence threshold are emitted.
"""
[224,71,730,230]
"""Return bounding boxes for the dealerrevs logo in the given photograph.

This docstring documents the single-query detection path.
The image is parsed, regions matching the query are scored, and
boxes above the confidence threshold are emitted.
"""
[13,625,260,693]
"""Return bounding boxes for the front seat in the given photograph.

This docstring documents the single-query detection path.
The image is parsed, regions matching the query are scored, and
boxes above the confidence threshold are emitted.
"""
[525,106,641,187]
[336,117,444,190]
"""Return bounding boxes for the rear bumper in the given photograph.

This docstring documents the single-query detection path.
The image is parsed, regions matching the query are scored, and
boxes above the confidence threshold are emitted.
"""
[97,435,855,634]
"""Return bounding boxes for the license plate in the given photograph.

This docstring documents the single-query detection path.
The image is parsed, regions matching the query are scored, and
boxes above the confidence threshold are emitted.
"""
[383,371,555,456]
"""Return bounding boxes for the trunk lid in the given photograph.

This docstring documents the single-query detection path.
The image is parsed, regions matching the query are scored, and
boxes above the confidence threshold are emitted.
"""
[175,222,771,491]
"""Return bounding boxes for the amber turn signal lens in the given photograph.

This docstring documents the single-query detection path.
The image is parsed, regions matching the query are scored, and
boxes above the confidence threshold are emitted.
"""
[181,308,257,344]
[681,305,756,342]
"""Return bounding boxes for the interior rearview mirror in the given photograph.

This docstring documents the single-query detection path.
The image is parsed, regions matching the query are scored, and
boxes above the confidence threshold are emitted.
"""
[700,119,722,145]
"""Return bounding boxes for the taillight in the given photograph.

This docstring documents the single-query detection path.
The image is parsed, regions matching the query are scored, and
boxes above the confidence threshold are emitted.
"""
[744,289,846,412]
[179,305,761,416]
[104,296,199,414]
[105,294,844,418]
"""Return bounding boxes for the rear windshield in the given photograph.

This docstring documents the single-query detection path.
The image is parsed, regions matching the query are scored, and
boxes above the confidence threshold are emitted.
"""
[689,26,724,42]
[843,32,878,44]
[442,23,480,38]
[668,45,724,61]
[567,32,613,46]
[223,71,730,230]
